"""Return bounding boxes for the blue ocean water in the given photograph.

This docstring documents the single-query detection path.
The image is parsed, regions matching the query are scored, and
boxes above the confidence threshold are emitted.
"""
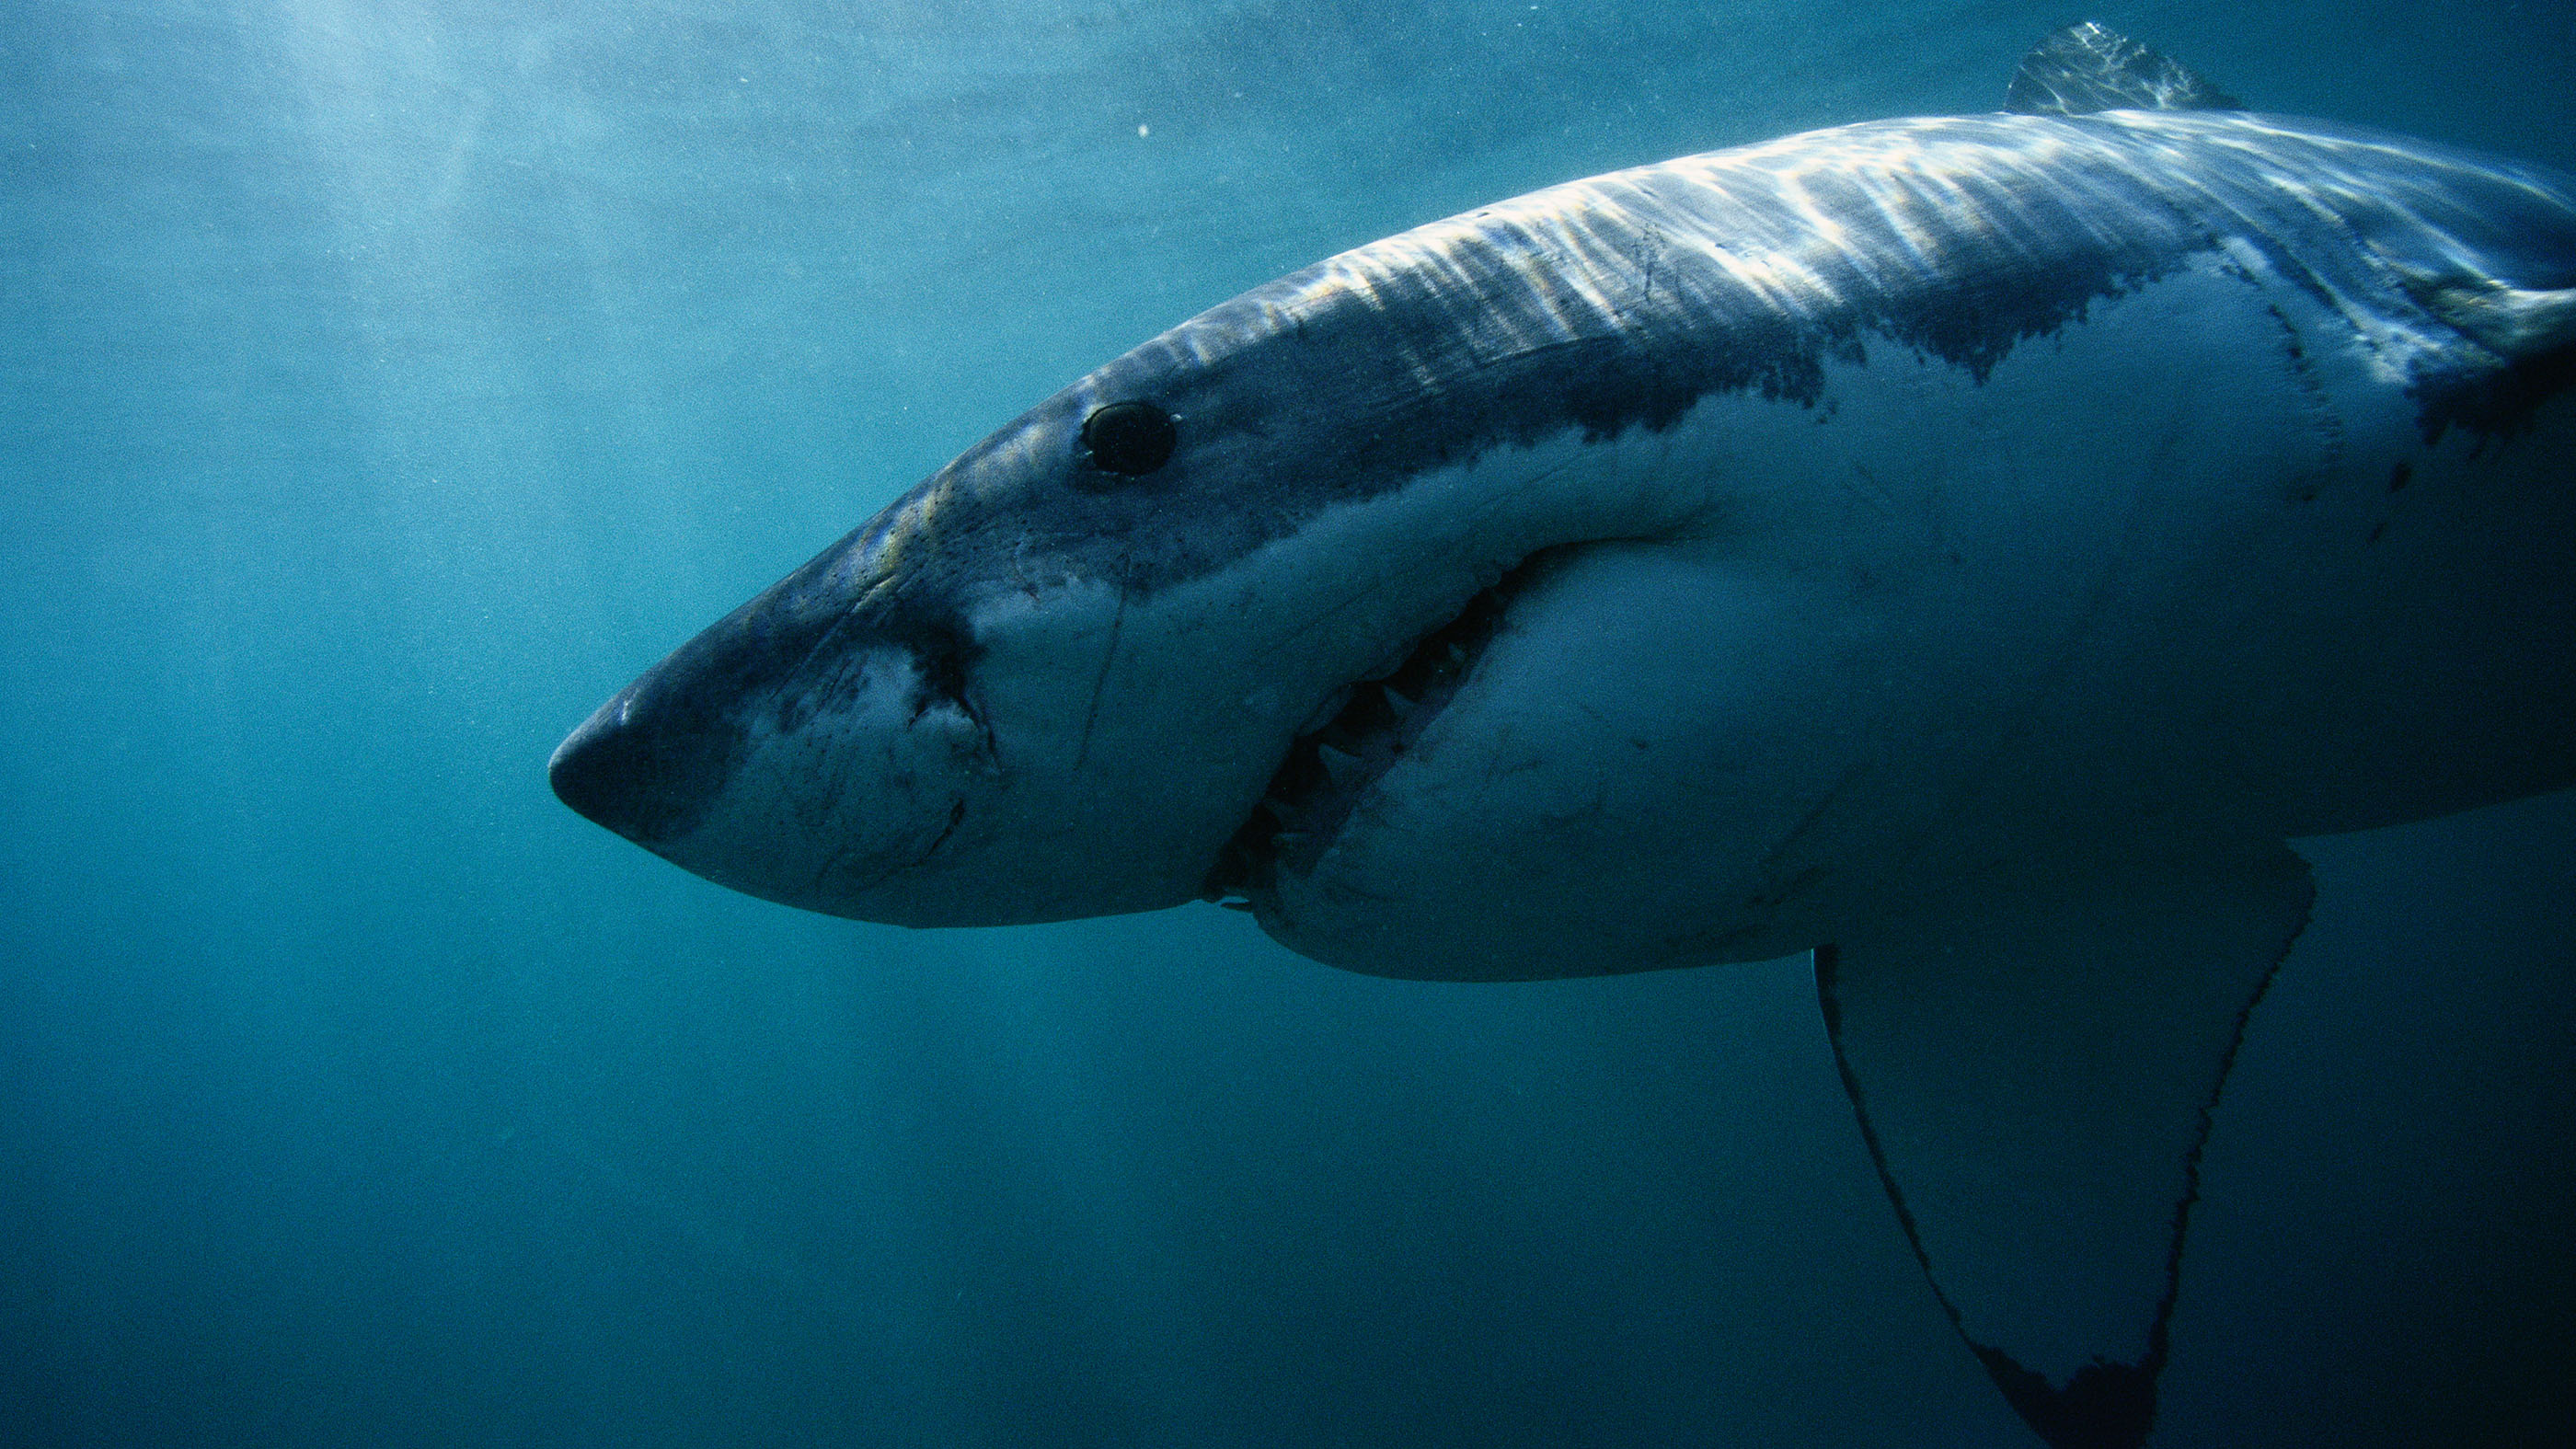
[4,2,2571,1445]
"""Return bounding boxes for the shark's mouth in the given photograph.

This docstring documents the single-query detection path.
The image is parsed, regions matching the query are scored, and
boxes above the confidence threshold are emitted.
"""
[1203,560,1540,904]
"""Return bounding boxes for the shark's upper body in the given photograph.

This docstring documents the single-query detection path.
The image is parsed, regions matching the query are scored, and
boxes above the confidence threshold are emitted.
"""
[551,25,2576,1449]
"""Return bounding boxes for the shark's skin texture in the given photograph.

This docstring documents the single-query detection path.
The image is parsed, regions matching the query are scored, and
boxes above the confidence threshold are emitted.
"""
[551,36,2576,1449]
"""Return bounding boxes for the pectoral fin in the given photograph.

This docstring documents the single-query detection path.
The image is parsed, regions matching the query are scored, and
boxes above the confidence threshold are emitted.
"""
[1816,842,2315,1449]
[2406,272,2576,359]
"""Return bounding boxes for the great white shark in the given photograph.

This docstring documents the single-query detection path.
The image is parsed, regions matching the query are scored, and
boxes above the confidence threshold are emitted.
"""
[549,25,2576,1448]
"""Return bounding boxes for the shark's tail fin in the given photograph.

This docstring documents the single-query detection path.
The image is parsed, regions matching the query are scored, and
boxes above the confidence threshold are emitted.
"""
[2006,23,2242,116]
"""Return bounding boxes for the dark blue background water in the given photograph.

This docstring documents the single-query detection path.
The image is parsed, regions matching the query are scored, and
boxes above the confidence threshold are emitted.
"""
[6,3,2572,1443]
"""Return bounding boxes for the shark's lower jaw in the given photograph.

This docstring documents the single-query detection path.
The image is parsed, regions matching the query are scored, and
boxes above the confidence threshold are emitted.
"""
[1202,558,1551,907]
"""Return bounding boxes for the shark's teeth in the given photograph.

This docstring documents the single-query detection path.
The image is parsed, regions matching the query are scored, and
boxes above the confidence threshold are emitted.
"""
[1317,743,1364,788]
[1210,558,1540,901]
[1298,684,1356,736]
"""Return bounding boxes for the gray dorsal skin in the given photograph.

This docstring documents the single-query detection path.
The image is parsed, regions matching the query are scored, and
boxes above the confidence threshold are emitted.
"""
[549,25,2576,1449]
[2006,21,2242,116]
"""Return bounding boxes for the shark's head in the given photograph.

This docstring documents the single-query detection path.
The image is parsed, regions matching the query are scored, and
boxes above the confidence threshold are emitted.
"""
[549,231,1712,935]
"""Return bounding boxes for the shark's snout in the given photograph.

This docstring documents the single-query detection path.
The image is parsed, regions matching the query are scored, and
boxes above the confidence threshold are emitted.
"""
[550,694,653,838]
[546,701,632,831]
[550,577,1030,921]
[547,680,735,846]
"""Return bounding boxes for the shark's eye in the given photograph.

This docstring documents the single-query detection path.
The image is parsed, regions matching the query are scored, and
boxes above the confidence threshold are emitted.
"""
[1080,401,1177,477]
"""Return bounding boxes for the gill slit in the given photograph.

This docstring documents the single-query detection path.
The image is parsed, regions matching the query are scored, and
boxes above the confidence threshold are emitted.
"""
[1074,591,1126,771]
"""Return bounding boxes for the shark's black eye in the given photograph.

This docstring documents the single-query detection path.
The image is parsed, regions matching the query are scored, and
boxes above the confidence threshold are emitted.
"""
[1080,401,1177,477]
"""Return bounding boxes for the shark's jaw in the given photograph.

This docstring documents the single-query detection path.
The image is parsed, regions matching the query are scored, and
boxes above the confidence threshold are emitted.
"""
[1205,558,1532,910]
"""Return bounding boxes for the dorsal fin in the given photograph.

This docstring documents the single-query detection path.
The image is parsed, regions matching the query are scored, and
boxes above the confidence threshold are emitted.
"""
[2006,22,2242,116]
